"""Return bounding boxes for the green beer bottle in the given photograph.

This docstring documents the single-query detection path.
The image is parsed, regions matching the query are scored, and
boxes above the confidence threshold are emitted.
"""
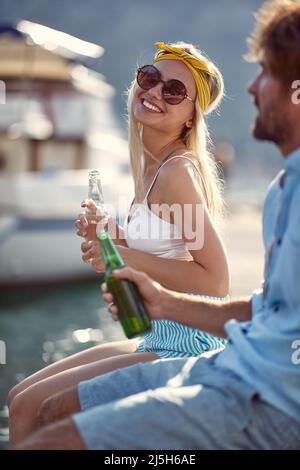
[98,230,152,339]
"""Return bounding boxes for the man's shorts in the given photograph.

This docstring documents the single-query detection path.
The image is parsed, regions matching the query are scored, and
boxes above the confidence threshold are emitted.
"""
[73,353,300,450]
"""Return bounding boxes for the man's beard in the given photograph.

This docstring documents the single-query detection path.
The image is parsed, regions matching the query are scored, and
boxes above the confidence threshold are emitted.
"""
[251,110,290,147]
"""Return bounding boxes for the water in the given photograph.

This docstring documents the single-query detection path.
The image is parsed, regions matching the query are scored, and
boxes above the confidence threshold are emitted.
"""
[0,280,124,449]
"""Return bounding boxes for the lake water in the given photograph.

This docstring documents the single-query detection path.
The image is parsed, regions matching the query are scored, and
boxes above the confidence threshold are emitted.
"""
[0,280,123,449]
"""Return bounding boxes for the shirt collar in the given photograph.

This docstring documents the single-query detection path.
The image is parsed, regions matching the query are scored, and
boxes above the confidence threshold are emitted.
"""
[285,147,300,175]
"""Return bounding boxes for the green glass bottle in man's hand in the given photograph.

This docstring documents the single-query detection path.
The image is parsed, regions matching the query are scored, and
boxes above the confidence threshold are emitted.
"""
[98,230,152,339]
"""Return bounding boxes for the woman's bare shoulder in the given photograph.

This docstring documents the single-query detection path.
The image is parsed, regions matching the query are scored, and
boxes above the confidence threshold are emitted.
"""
[157,155,204,204]
[159,154,200,178]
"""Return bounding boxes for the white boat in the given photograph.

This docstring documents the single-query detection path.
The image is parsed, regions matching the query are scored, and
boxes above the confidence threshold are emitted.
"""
[0,21,133,288]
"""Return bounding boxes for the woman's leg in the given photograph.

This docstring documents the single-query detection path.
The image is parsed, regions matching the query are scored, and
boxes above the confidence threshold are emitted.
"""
[7,339,138,406]
[9,350,159,446]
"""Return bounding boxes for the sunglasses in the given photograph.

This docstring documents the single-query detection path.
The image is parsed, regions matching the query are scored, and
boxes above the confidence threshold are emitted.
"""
[136,64,194,105]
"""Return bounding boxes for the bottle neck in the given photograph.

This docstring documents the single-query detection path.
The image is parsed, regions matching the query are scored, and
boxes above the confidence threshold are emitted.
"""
[88,177,104,207]
[98,231,124,272]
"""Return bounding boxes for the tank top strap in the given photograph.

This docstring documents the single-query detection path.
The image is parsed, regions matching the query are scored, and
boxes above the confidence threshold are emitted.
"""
[159,153,202,177]
[144,151,201,200]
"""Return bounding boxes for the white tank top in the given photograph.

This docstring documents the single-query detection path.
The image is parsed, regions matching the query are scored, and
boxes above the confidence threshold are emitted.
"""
[124,154,203,260]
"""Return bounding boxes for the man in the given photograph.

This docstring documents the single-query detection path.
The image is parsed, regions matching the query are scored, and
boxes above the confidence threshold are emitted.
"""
[15,0,300,449]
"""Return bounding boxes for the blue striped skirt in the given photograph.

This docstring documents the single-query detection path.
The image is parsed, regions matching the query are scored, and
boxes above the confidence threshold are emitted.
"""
[136,295,229,358]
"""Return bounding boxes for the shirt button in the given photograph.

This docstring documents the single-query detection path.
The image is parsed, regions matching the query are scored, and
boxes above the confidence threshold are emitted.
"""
[277,238,282,246]
[273,303,280,313]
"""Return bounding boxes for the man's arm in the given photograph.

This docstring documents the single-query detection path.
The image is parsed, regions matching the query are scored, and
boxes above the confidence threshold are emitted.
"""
[102,267,252,339]
[163,292,252,338]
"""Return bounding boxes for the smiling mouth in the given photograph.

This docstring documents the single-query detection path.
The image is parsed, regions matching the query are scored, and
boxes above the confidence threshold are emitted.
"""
[141,98,163,113]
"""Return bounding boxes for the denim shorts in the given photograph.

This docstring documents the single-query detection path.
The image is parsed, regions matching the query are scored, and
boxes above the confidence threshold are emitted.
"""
[72,353,300,450]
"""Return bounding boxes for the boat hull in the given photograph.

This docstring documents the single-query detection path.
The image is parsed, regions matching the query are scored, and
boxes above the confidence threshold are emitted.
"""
[0,216,98,287]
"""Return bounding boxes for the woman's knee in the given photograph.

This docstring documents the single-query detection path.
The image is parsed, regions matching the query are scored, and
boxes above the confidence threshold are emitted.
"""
[9,391,28,421]
[9,382,46,420]
[7,376,39,409]
[7,384,24,409]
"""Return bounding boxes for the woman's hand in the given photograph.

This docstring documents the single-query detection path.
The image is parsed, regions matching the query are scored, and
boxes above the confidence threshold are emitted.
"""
[101,266,170,321]
[81,240,105,273]
[75,212,88,238]
[75,199,107,238]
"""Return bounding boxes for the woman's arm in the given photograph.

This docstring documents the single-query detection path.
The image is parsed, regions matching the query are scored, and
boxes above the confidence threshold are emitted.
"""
[140,157,229,296]
[117,245,226,296]
[107,216,128,247]
[84,159,229,297]
[102,267,252,338]
[84,241,226,296]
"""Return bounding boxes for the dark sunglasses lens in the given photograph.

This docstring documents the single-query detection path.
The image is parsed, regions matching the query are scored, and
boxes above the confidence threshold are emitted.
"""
[137,65,159,90]
[163,80,186,105]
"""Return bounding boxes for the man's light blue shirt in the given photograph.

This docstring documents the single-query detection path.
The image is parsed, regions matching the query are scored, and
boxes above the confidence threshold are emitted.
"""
[216,148,300,423]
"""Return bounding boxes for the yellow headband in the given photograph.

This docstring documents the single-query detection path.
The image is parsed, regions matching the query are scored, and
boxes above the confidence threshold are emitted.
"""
[153,42,211,113]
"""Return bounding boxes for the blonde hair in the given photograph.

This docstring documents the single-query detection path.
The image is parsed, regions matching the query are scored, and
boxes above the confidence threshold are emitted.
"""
[127,41,225,220]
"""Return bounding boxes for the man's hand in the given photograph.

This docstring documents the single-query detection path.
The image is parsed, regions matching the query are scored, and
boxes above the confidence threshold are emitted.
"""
[101,266,170,321]
[101,266,249,338]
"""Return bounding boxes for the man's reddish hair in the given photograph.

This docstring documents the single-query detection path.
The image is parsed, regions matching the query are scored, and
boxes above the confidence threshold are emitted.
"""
[247,0,300,85]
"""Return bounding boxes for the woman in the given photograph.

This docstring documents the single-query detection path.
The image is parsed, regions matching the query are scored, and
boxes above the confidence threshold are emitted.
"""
[8,42,230,445]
